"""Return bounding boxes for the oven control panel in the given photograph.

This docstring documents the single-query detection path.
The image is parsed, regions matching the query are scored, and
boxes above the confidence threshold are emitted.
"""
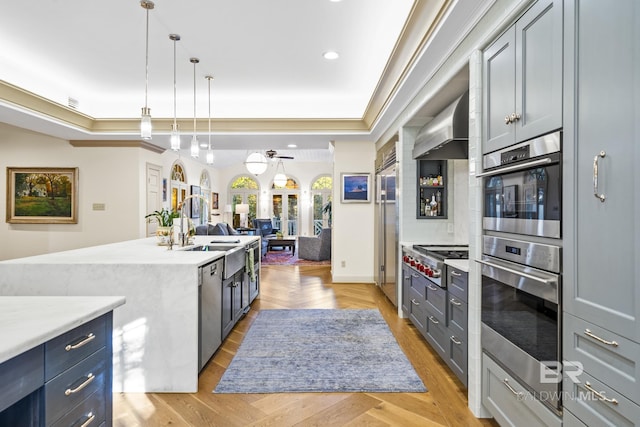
[500,144,530,165]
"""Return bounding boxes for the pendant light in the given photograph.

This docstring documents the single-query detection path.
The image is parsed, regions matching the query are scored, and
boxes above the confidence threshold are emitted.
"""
[190,57,199,158]
[140,0,154,140]
[205,75,214,165]
[245,152,268,175]
[273,160,288,188]
[169,34,181,151]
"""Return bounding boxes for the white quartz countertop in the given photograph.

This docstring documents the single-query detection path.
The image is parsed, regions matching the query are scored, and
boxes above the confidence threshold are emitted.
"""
[0,235,260,266]
[0,296,125,364]
[445,259,469,272]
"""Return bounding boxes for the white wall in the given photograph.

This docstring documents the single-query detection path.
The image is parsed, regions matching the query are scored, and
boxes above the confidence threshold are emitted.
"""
[332,140,376,283]
[0,123,147,260]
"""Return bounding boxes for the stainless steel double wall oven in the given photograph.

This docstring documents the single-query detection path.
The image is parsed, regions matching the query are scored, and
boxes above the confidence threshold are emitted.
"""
[478,130,563,413]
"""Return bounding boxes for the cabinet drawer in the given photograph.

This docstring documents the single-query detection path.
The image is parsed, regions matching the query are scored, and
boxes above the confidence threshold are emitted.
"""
[409,271,426,299]
[447,295,467,339]
[563,370,640,427]
[408,287,427,332]
[447,267,468,303]
[447,332,467,387]
[45,315,107,381]
[424,307,447,359]
[45,347,106,426]
[482,353,561,427]
[0,345,43,412]
[51,384,106,427]
[564,313,640,404]
[424,281,446,324]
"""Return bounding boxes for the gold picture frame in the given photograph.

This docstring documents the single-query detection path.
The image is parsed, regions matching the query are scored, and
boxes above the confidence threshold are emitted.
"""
[6,167,78,224]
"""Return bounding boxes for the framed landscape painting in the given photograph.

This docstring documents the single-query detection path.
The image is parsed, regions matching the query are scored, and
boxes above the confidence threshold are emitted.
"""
[6,167,78,224]
[341,173,371,203]
[190,185,201,219]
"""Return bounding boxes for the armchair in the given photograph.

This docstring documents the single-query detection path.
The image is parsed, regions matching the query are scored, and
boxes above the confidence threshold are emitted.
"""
[298,228,331,261]
[253,218,278,256]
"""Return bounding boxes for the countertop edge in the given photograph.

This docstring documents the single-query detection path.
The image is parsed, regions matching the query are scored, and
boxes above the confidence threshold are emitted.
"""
[0,296,126,364]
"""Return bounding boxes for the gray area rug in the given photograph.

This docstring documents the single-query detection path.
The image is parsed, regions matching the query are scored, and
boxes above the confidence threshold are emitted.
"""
[214,309,427,393]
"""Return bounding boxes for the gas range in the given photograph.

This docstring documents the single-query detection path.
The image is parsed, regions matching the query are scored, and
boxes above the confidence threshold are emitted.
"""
[402,245,469,288]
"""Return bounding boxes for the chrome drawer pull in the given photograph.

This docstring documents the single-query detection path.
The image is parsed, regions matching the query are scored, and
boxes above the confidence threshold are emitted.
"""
[585,382,618,405]
[503,379,523,398]
[584,329,619,347]
[411,298,420,306]
[427,284,438,291]
[450,336,462,345]
[428,316,439,324]
[450,271,462,277]
[450,298,461,306]
[593,151,606,202]
[411,273,420,278]
[65,373,95,396]
[80,412,96,427]
[65,333,95,351]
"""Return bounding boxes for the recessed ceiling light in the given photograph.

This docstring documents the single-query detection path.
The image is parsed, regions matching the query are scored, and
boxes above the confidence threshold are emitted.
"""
[329,0,342,2]
[323,51,339,60]
[287,144,297,148]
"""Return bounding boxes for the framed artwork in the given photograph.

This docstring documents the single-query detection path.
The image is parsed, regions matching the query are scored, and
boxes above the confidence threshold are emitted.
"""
[162,178,167,202]
[503,185,517,217]
[341,173,371,203]
[6,167,78,224]
[212,192,219,210]
[190,185,201,218]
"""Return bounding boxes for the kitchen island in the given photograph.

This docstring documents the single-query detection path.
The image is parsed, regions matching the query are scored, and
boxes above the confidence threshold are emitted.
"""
[0,235,260,393]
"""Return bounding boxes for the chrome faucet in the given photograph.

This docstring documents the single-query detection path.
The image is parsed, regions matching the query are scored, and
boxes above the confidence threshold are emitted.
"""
[177,194,210,246]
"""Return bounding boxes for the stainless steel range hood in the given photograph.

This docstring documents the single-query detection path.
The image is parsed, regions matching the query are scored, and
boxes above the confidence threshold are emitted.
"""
[412,90,469,160]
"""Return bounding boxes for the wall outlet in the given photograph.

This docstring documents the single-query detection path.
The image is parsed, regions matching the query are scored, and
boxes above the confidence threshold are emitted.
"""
[341,260,346,268]
[447,223,454,234]
[92,203,106,211]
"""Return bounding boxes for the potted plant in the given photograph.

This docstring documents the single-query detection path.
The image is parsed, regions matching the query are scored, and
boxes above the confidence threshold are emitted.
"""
[145,208,180,245]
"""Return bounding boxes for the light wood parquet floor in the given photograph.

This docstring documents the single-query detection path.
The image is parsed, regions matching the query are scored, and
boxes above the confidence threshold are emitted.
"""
[114,265,499,427]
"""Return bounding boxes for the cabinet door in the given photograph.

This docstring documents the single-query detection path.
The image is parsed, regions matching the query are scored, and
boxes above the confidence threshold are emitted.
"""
[484,27,516,154]
[401,264,412,315]
[514,0,563,142]
[221,277,234,340]
[564,0,640,342]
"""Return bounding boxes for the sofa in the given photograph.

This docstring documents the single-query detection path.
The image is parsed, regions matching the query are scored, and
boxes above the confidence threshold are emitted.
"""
[298,228,331,261]
[195,222,239,236]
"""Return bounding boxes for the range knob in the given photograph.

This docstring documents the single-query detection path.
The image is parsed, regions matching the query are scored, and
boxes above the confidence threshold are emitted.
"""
[425,267,433,277]
[417,264,425,272]
[403,255,409,263]
[432,269,441,278]
[410,259,416,267]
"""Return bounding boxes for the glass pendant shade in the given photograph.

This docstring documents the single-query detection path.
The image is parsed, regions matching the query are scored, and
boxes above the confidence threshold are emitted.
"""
[190,135,199,158]
[206,149,214,165]
[170,123,180,151]
[245,152,268,175]
[273,173,287,188]
[140,107,152,139]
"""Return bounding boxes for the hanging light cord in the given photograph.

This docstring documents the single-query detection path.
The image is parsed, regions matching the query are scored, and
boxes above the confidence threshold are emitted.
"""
[192,60,197,135]
[172,37,177,129]
[207,77,212,150]
[144,5,150,110]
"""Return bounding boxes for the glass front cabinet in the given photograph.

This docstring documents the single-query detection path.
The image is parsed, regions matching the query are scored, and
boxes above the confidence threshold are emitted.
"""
[417,160,447,219]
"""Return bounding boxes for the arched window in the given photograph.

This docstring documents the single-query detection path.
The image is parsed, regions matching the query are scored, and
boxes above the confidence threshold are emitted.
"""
[170,162,187,213]
[311,175,333,234]
[229,176,259,227]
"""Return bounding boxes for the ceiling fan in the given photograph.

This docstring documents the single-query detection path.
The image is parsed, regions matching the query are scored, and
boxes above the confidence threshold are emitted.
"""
[265,149,294,160]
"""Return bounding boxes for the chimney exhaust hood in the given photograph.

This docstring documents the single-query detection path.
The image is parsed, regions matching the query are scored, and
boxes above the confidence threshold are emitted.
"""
[412,90,468,160]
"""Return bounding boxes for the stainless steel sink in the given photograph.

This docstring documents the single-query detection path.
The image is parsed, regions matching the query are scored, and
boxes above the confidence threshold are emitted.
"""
[182,244,246,279]
[183,245,235,252]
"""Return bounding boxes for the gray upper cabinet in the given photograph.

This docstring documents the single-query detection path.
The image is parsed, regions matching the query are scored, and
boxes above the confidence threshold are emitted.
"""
[483,0,563,154]
[563,0,640,344]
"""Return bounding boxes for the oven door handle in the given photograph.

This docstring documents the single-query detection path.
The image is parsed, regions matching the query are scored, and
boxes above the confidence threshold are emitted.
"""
[476,259,557,286]
[476,157,553,178]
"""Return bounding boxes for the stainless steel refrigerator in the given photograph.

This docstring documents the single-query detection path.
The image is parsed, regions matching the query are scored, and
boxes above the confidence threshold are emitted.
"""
[375,153,398,306]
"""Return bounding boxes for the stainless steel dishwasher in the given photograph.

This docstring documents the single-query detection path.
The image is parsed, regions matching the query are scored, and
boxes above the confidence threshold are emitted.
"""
[199,257,223,372]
